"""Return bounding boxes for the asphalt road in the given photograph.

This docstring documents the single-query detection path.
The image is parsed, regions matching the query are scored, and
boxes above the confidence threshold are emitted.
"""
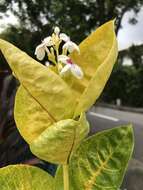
[87,106,143,189]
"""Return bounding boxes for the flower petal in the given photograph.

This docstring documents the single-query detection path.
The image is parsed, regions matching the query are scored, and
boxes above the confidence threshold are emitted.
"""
[71,64,84,79]
[43,36,53,46]
[60,64,71,75]
[58,55,69,64]
[59,33,70,42]
[54,26,60,35]
[63,41,80,53]
[45,61,50,67]
[35,44,45,60]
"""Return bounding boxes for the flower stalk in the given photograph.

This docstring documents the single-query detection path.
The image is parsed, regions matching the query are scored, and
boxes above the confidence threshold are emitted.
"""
[63,164,69,190]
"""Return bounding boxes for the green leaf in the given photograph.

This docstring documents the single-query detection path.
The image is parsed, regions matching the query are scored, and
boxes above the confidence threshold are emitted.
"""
[14,85,53,144]
[0,39,76,122]
[70,20,118,117]
[30,113,89,164]
[55,125,134,190]
[0,165,54,190]
[15,86,89,164]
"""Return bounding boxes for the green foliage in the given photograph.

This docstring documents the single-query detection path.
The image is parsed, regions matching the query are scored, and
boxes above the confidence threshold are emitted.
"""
[1,0,143,35]
[0,126,134,190]
[101,41,143,107]
[102,64,143,107]
[70,125,134,190]
[0,0,143,56]
[0,165,54,190]
[55,125,134,190]
[0,26,42,58]
[102,65,136,104]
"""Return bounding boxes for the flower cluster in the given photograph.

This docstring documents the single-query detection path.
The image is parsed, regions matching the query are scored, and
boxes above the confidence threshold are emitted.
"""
[35,27,83,79]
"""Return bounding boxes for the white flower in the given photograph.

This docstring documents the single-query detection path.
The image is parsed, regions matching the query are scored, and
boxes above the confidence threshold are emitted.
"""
[58,55,83,79]
[45,61,50,67]
[59,33,70,42]
[58,55,69,64]
[54,26,60,35]
[35,42,50,60]
[54,26,70,42]
[43,36,53,46]
[35,43,46,61]
[63,41,80,53]
[35,36,53,60]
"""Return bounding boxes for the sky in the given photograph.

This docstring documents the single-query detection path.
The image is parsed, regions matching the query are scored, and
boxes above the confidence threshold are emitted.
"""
[118,7,143,50]
[0,10,18,31]
[0,8,143,51]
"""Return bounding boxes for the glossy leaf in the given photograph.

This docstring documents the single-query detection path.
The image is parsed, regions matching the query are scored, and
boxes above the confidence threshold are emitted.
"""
[0,165,54,190]
[30,113,89,164]
[55,125,134,190]
[0,39,76,121]
[70,20,118,117]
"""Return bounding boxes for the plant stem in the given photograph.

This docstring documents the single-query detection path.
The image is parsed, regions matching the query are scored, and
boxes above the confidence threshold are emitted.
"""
[63,164,69,190]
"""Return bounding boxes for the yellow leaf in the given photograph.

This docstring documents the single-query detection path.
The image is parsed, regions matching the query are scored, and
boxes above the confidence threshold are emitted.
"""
[0,20,118,164]
[30,113,89,164]
[69,20,118,116]
[0,39,76,121]
[14,85,53,144]
[15,86,89,164]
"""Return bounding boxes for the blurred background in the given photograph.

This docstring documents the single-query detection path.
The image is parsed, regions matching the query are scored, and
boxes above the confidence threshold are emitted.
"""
[0,0,143,189]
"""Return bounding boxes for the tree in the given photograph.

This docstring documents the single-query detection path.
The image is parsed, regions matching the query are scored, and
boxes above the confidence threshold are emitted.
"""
[120,44,143,69]
[0,0,143,42]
